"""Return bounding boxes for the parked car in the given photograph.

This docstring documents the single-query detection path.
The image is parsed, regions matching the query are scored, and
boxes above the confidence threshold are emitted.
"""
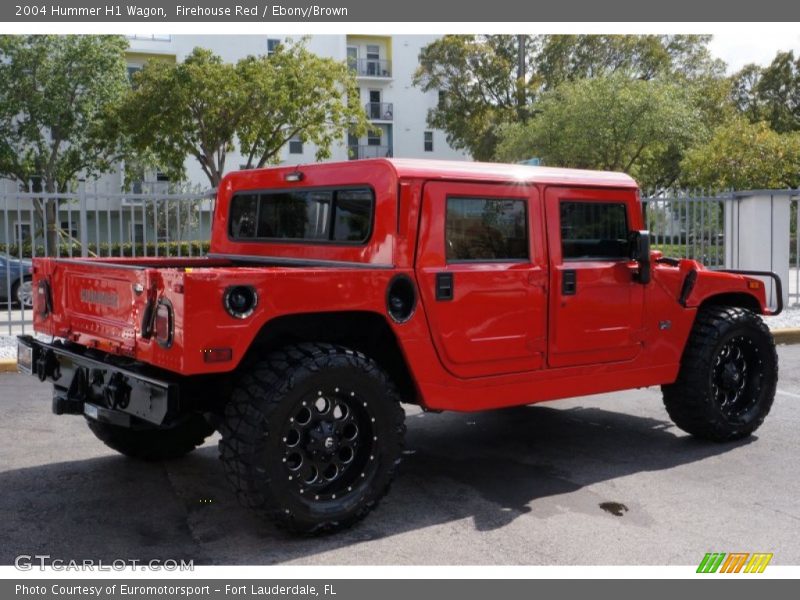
[0,255,33,308]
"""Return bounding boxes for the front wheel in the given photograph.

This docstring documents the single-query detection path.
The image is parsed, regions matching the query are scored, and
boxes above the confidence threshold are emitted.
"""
[219,343,405,534]
[662,306,778,442]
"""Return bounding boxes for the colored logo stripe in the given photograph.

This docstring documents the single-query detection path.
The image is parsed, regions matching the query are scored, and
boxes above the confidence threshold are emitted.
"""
[744,553,773,573]
[697,552,773,573]
[697,553,726,573]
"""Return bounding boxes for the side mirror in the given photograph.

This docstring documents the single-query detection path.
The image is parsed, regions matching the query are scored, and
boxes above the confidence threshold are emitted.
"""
[629,230,651,284]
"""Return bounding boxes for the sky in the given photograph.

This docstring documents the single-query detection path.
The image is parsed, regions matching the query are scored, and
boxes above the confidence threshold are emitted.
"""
[709,32,800,73]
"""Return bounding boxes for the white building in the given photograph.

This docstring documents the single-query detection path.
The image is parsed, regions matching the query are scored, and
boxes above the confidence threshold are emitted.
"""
[125,34,470,188]
[0,34,469,249]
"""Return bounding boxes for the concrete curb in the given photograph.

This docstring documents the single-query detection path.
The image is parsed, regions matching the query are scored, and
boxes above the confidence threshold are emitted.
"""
[0,359,18,373]
[773,328,800,345]
[2,328,800,374]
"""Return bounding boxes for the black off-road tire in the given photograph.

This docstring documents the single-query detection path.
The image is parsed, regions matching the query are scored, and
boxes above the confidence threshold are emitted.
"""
[662,306,778,442]
[86,415,215,461]
[219,343,405,535]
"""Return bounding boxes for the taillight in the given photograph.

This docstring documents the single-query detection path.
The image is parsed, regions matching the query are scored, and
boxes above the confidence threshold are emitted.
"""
[155,300,173,348]
[36,280,52,317]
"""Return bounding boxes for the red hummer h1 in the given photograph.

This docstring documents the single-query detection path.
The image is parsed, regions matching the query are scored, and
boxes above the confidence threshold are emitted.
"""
[17,159,781,533]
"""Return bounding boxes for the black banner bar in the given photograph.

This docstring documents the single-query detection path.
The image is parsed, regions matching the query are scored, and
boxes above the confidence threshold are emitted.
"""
[3,0,800,22]
[3,579,798,600]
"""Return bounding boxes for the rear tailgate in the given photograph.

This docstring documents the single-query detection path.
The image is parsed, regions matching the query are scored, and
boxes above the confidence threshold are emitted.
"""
[36,259,154,356]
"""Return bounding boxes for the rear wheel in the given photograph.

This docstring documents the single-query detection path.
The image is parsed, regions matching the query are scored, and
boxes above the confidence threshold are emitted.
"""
[662,306,778,441]
[219,343,405,534]
[86,414,215,461]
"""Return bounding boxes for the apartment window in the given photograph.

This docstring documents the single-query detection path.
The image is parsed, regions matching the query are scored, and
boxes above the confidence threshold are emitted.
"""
[424,131,434,152]
[129,222,144,245]
[560,201,629,260]
[446,198,528,262]
[366,45,380,76]
[267,39,282,56]
[60,221,78,241]
[367,130,382,146]
[438,90,447,108]
[346,46,358,70]
[288,135,303,154]
[14,222,31,245]
[126,65,142,84]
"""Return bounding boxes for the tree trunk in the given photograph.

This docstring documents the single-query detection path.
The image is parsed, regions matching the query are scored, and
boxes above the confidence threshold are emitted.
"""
[44,180,58,256]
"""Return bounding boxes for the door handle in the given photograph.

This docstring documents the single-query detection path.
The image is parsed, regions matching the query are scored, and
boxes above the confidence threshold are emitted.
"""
[562,270,577,295]
[435,273,454,301]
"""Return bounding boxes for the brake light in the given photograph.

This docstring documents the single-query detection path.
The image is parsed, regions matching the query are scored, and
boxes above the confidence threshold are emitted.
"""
[155,301,173,348]
[36,280,52,317]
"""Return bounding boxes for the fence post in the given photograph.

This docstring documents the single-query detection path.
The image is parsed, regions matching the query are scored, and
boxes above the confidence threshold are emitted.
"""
[78,179,89,258]
[728,191,790,308]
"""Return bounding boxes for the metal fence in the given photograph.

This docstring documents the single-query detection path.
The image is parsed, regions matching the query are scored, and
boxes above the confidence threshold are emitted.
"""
[2,184,798,336]
[642,190,734,269]
[1,180,214,335]
[644,189,800,307]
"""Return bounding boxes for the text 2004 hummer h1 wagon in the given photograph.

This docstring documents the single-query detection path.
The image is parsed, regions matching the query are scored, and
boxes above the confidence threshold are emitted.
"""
[18,159,782,533]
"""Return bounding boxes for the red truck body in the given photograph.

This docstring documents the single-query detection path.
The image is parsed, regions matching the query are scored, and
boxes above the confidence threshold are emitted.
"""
[27,159,773,412]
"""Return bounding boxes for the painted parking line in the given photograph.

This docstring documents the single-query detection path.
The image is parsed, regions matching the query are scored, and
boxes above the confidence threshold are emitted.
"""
[776,389,800,399]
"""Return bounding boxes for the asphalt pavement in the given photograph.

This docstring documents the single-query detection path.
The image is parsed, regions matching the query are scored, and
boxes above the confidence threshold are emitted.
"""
[1,345,799,566]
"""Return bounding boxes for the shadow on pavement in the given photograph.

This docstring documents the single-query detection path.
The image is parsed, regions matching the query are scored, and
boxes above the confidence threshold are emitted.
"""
[0,403,751,564]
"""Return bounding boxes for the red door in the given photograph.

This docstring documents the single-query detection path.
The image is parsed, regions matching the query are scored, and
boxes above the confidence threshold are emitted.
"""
[544,186,644,368]
[415,182,547,378]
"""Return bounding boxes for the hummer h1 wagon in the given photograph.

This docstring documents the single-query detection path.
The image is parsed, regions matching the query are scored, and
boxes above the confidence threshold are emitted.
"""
[17,159,781,533]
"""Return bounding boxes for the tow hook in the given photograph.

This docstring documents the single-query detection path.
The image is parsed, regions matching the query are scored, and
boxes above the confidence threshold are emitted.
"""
[35,349,60,382]
[105,373,131,409]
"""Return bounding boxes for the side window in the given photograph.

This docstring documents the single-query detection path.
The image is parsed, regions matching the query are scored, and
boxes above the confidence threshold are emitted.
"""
[560,201,629,260]
[446,198,528,262]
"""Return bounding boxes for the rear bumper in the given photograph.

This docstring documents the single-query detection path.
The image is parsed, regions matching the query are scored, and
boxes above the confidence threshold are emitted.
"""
[16,335,179,427]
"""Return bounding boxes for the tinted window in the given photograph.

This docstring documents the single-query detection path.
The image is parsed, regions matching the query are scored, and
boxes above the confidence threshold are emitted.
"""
[229,188,373,243]
[560,201,629,260]
[446,198,528,261]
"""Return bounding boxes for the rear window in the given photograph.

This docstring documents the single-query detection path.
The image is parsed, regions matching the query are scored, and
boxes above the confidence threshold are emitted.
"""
[229,187,374,243]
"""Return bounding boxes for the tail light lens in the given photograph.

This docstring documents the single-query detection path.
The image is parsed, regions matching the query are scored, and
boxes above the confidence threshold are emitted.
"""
[36,280,52,317]
[155,300,173,348]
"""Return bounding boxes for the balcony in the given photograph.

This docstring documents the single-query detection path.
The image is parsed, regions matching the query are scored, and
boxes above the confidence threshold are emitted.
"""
[349,58,392,78]
[365,102,393,121]
[348,145,392,160]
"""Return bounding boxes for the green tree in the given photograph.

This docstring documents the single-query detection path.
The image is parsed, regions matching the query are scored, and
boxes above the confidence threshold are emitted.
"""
[731,63,764,123]
[413,35,539,161]
[756,51,800,133]
[536,34,723,89]
[121,42,371,188]
[680,119,800,189]
[731,52,800,133]
[0,35,130,251]
[494,75,703,189]
[413,35,721,161]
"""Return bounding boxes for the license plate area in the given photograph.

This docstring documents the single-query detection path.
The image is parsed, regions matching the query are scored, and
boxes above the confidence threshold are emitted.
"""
[17,341,33,374]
